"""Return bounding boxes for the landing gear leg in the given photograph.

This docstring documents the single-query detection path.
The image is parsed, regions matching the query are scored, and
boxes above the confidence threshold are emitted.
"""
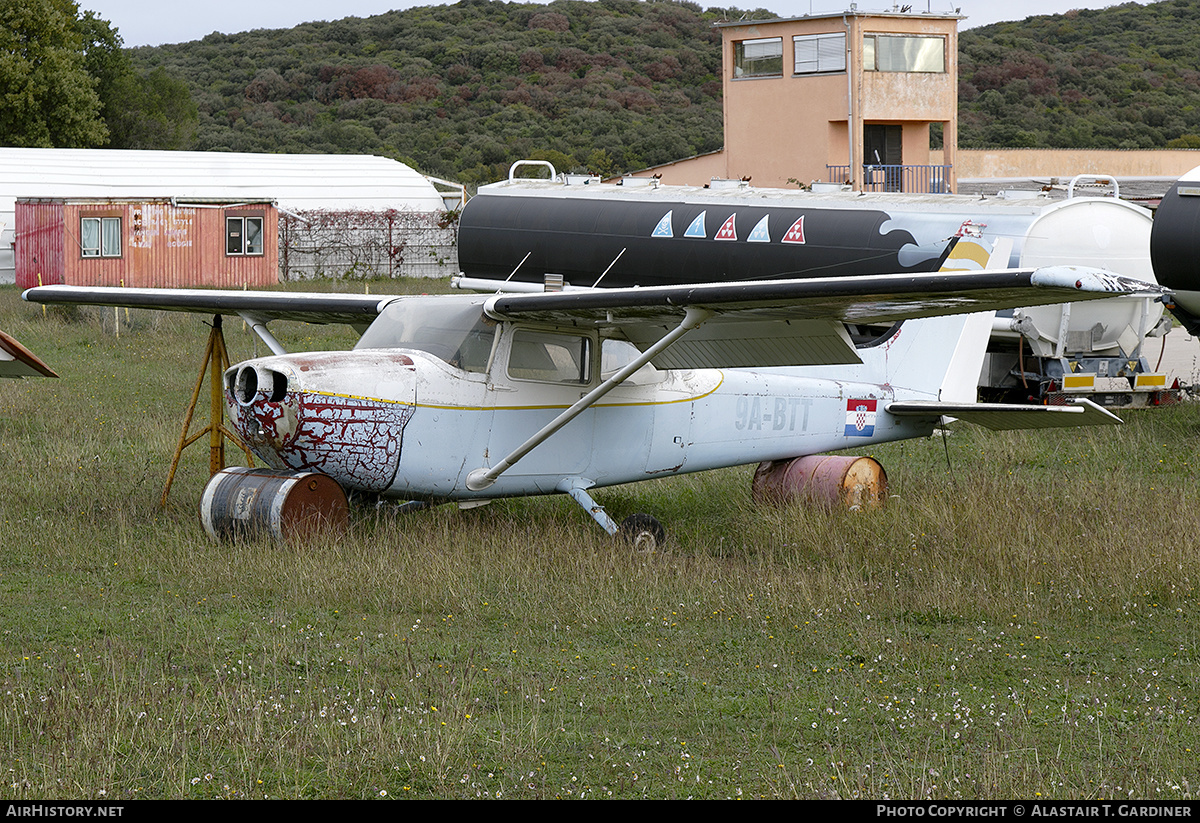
[561,483,666,552]
[563,484,619,535]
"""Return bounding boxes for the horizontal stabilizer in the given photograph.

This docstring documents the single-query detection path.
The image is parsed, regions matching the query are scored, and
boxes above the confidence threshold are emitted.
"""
[886,398,1121,430]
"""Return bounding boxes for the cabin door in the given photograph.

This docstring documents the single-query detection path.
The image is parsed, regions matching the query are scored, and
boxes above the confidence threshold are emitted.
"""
[486,326,596,481]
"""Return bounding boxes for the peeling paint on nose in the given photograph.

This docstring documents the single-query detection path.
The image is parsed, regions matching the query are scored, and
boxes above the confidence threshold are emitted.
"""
[224,351,420,493]
[229,391,415,493]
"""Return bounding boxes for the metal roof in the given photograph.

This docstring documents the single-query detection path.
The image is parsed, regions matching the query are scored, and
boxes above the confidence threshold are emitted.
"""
[0,148,448,282]
[0,148,445,212]
[711,11,963,28]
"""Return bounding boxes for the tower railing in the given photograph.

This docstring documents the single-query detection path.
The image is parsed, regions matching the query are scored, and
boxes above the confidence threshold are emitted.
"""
[825,164,952,193]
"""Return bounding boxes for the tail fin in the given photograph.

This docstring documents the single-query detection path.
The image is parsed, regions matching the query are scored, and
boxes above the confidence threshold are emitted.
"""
[839,235,1012,399]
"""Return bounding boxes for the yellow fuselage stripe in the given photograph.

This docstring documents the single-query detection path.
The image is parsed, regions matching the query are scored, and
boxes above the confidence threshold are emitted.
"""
[301,373,727,412]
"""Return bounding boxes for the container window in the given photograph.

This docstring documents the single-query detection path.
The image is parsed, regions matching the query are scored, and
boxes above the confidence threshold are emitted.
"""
[81,216,122,258]
[227,216,265,256]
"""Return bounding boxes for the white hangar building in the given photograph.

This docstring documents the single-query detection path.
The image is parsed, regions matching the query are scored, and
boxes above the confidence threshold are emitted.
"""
[0,148,458,283]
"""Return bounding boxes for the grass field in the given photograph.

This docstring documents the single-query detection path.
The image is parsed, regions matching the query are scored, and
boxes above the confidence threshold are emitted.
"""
[1,282,1199,800]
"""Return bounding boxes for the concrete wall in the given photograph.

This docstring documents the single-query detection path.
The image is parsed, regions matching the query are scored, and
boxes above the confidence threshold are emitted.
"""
[649,148,1200,190]
[948,148,1200,180]
[630,151,729,187]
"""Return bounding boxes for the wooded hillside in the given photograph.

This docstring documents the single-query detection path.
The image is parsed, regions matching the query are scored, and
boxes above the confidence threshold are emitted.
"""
[958,0,1200,149]
[130,0,738,186]
[126,0,1200,185]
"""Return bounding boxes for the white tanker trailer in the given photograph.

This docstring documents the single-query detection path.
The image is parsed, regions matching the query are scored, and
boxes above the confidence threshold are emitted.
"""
[457,167,1176,406]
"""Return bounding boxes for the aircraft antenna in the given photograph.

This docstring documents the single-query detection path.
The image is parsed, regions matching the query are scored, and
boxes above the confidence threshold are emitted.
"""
[504,251,533,282]
[591,248,627,289]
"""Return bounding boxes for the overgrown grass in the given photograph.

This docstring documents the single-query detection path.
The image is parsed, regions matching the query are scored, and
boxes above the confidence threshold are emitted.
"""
[2,283,1199,799]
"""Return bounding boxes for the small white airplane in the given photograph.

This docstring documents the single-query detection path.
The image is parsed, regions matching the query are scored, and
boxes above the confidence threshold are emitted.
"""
[23,238,1151,547]
[0,329,56,379]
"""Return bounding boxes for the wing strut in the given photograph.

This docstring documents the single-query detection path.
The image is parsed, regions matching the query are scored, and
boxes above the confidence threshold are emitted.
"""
[238,312,288,356]
[465,306,713,491]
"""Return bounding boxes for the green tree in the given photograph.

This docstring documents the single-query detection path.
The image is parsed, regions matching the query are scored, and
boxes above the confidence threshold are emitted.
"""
[1167,134,1200,149]
[74,9,198,149]
[106,67,198,150]
[126,0,726,177]
[76,9,128,124]
[0,0,108,147]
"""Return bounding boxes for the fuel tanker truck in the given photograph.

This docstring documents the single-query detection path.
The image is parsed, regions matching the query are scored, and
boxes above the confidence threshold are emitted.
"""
[456,163,1179,406]
[1151,166,1200,340]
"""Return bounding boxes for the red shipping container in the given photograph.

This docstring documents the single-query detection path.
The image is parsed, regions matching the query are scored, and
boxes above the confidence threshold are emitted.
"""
[15,198,278,289]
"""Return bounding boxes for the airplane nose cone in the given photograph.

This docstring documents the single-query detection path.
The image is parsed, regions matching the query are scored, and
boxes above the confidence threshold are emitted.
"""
[1151,170,1200,321]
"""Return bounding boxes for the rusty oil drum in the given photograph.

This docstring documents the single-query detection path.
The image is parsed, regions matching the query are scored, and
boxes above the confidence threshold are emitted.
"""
[200,467,350,541]
[751,455,887,510]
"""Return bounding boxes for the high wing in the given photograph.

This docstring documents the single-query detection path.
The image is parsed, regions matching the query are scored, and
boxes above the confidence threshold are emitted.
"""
[26,266,1157,370]
[0,329,57,379]
[22,286,388,327]
[23,285,392,355]
[479,265,1160,369]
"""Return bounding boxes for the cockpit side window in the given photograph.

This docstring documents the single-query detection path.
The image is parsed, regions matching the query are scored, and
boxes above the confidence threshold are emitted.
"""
[508,329,592,384]
[450,323,497,373]
[600,338,662,384]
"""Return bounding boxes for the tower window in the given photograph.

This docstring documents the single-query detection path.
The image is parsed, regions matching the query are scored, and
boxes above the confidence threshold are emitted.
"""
[734,37,783,78]
[864,34,945,73]
[794,33,846,75]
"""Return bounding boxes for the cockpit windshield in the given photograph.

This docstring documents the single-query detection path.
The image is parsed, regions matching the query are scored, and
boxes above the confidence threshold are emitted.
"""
[354,296,496,373]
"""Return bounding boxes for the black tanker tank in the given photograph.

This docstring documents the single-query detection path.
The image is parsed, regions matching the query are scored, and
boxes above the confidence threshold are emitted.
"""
[457,175,1156,293]
[1151,164,1200,334]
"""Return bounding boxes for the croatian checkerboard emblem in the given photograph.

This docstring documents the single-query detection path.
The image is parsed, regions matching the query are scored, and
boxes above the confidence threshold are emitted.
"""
[844,398,877,436]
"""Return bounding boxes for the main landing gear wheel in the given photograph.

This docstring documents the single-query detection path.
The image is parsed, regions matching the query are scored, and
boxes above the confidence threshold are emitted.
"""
[619,513,666,553]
